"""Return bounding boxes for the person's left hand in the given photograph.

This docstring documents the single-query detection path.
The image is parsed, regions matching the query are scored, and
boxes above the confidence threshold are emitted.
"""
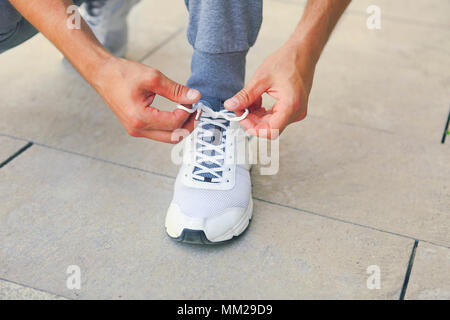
[224,41,315,139]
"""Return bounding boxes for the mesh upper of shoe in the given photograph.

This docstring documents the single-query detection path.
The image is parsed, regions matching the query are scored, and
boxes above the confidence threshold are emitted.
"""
[172,165,251,218]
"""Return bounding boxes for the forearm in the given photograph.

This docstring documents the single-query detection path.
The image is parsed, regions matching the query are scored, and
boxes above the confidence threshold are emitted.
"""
[287,0,350,73]
[8,0,113,84]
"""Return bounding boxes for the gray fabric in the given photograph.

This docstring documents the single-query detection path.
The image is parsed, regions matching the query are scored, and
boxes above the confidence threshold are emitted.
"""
[187,49,249,102]
[184,0,262,54]
[185,0,263,103]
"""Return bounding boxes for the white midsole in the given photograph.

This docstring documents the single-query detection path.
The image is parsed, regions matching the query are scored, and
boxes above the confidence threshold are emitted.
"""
[165,198,253,242]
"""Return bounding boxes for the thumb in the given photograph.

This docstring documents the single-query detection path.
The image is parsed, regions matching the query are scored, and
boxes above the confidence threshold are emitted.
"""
[224,78,268,111]
[153,73,201,104]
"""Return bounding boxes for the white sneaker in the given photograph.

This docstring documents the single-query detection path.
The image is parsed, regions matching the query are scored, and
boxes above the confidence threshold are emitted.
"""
[80,0,140,57]
[165,100,253,244]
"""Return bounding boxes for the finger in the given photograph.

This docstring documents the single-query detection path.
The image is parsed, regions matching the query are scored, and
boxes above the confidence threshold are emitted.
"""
[181,112,196,133]
[238,97,271,133]
[224,77,269,112]
[152,72,201,104]
[239,107,271,131]
[246,102,289,139]
[139,107,191,131]
[263,103,290,139]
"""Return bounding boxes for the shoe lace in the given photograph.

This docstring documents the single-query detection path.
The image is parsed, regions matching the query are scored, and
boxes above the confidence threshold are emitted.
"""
[176,103,248,183]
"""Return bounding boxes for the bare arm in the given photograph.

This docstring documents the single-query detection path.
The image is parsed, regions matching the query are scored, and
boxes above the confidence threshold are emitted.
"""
[8,0,201,143]
[225,0,351,138]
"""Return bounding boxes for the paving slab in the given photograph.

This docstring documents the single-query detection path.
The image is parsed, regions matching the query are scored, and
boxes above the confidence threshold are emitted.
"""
[0,279,66,300]
[0,136,29,165]
[126,0,187,61]
[405,242,450,299]
[251,116,450,247]
[0,145,413,299]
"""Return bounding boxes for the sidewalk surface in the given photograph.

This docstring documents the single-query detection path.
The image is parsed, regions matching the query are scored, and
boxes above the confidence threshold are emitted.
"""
[0,0,449,299]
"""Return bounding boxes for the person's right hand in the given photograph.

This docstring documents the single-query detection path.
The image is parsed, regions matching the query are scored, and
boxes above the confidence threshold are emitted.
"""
[91,57,201,143]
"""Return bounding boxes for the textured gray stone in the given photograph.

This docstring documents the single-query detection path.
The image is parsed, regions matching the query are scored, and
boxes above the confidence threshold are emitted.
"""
[0,146,413,299]
[251,117,450,247]
[0,280,66,300]
[126,0,187,61]
[405,242,450,300]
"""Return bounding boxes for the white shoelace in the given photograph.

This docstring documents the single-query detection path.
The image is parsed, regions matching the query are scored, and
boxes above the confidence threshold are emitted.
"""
[176,103,249,182]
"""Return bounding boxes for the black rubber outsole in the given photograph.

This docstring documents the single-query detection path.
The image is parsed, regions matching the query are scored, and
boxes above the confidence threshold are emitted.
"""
[168,218,252,245]
[169,229,216,245]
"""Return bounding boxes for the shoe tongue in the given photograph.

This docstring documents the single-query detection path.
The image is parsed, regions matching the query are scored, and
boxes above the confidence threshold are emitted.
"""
[193,98,228,183]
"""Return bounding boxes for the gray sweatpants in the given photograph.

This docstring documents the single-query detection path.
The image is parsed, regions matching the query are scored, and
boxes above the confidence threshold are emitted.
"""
[0,0,263,102]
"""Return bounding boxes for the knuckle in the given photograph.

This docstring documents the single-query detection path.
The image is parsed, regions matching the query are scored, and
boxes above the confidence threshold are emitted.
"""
[127,129,141,137]
[251,74,265,86]
[172,83,184,98]
[296,110,307,121]
[148,70,162,86]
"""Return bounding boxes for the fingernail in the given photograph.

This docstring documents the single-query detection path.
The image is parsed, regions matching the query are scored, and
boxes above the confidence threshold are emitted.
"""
[224,98,239,109]
[187,89,200,100]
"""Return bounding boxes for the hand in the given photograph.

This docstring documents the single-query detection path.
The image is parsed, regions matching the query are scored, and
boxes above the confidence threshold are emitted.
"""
[224,41,315,139]
[92,57,201,143]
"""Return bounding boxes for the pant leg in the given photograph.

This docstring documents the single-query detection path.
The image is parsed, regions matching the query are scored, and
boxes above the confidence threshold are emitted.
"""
[185,0,263,104]
[0,0,85,54]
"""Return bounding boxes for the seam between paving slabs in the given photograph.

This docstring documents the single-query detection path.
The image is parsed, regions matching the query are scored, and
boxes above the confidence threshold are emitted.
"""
[441,108,450,144]
[1,134,449,250]
[0,277,71,300]
[399,240,419,300]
